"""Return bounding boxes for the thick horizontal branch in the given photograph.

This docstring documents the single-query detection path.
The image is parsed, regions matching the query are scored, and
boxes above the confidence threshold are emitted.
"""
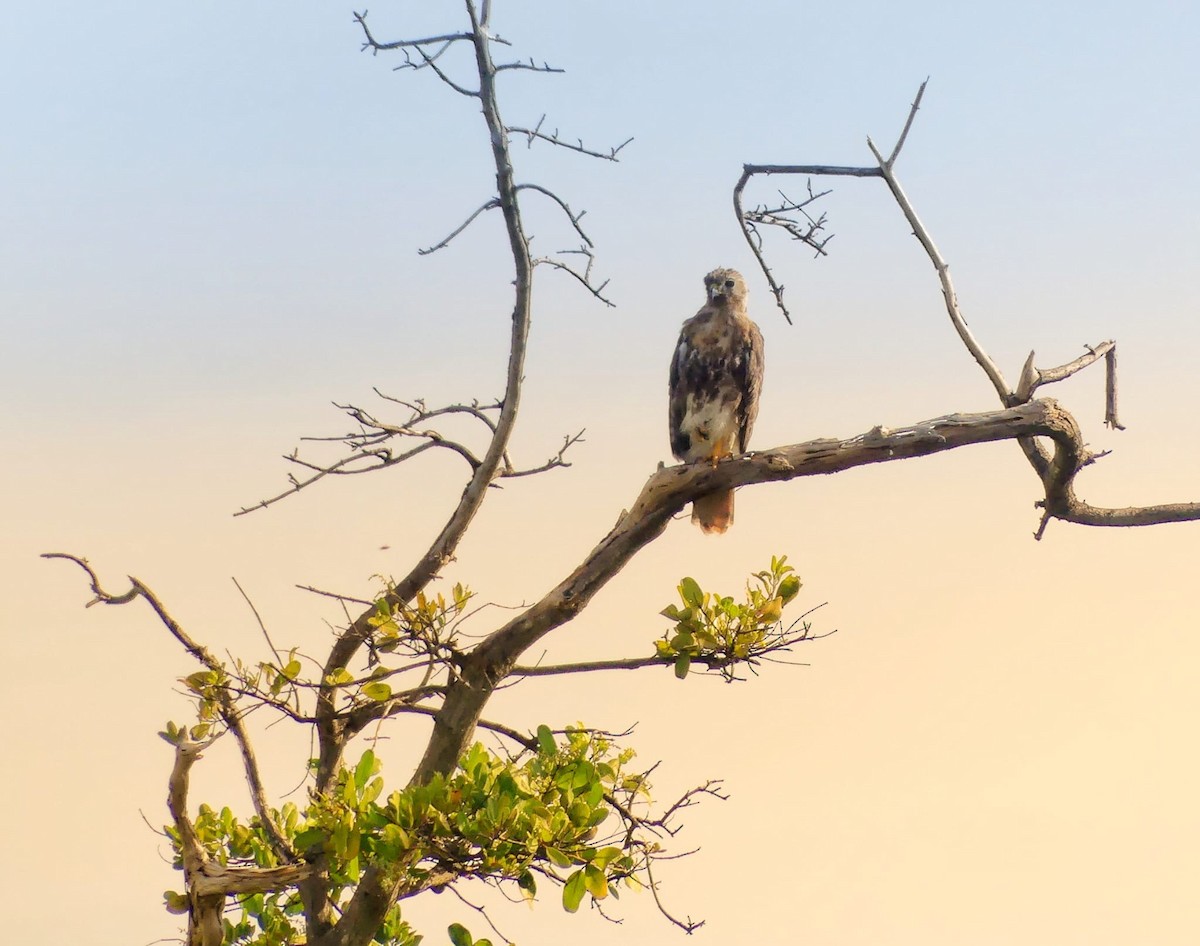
[476,399,1087,664]
[414,398,1106,779]
[193,862,318,899]
[742,164,883,178]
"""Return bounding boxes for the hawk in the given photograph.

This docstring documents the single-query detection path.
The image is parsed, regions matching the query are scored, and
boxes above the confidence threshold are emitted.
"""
[668,267,765,534]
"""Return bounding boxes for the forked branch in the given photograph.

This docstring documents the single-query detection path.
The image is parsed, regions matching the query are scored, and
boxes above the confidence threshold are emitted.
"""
[41,554,295,863]
[733,80,1186,537]
[413,396,1168,782]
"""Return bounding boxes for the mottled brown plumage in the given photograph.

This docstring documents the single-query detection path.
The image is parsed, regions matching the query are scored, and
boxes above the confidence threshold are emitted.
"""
[668,268,764,533]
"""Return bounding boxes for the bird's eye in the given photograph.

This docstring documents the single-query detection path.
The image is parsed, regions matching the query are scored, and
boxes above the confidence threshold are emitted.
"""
[724,279,735,289]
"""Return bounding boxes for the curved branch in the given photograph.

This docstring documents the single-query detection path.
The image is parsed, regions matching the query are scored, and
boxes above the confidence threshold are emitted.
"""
[499,429,585,477]
[418,198,502,255]
[864,135,1011,401]
[167,739,224,946]
[514,183,594,246]
[413,398,1126,778]
[43,555,296,864]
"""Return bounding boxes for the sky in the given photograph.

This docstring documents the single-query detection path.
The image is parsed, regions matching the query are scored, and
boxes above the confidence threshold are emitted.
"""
[3,1,1199,943]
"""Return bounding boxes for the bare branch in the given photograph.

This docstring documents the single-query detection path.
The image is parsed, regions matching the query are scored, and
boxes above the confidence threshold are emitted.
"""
[418,198,502,255]
[166,738,224,946]
[352,13,472,55]
[515,183,594,247]
[232,577,283,667]
[307,26,550,939]
[1024,342,1116,395]
[237,394,509,516]
[414,43,480,97]
[865,134,1012,401]
[643,842,704,934]
[733,171,840,324]
[414,397,1129,779]
[511,655,672,676]
[44,556,296,863]
[886,77,929,167]
[444,886,515,945]
[508,115,633,161]
[40,553,138,606]
[531,248,614,306]
[1105,346,1125,430]
[495,59,564,74]
[296,584,374,607]
[500,429,585,477]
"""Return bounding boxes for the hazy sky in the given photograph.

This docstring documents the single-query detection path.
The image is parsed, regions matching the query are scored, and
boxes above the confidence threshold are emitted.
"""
[4,2,1199,944]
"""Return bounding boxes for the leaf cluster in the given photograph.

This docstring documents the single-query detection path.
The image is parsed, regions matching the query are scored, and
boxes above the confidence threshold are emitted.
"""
[656,555,804,680]
[164,728,654,945]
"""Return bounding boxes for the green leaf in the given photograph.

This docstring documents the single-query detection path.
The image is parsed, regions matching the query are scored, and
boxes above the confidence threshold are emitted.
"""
[562,869,586,912]
[163,890,189,915]
[758,597,783,624]
[448,922,473,946]
[362,682,392,702]
[584,863,609,899]
[354,750,377,792]
[183,670,215,692]
[544,846,573,868]
[518,870,537,901]
[293,827,324,851]
[592,846,624,869]
[674,653,691,680]
[679,576,704,608]
[362,776,384,807]
[568,800,591,826]
[779,574,802,602]
[536,724,557,757]
[281,659,302,680]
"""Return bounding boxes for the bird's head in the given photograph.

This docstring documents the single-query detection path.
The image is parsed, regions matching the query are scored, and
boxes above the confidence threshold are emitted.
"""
[704,268,747,306]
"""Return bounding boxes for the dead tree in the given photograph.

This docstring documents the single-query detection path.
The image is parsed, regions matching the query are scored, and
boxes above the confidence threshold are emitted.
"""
[734,79,1199,537]
[45,8,1200,946]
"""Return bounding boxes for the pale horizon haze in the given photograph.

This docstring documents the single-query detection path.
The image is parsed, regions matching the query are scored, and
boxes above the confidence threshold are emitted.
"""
[3,2,1199,944]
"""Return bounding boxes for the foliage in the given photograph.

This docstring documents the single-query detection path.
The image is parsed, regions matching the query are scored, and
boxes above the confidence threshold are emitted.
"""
[149,557,812,944]
[656,555,807,680]
[163,728,657,945]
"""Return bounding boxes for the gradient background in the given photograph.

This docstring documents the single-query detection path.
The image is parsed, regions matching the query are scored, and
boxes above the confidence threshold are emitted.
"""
[4,2,1199,943]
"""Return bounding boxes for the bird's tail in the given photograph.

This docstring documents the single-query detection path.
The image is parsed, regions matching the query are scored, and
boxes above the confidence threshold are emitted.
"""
[692,489,734,534]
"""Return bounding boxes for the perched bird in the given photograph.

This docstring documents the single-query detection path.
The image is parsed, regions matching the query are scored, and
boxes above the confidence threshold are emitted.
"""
[668,268,765,533]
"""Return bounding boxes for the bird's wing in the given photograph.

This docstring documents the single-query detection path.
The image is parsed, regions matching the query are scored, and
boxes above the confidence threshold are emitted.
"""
[735,319,765,453]
[668,317,697,460]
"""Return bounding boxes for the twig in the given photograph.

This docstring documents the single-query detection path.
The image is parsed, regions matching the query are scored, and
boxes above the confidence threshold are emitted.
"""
[1105,347,1125,430]
[886,78,929,167]
[45,555,297,863]
[232,577,282,666]
[418,198,501,255]
[508,115,633,161]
